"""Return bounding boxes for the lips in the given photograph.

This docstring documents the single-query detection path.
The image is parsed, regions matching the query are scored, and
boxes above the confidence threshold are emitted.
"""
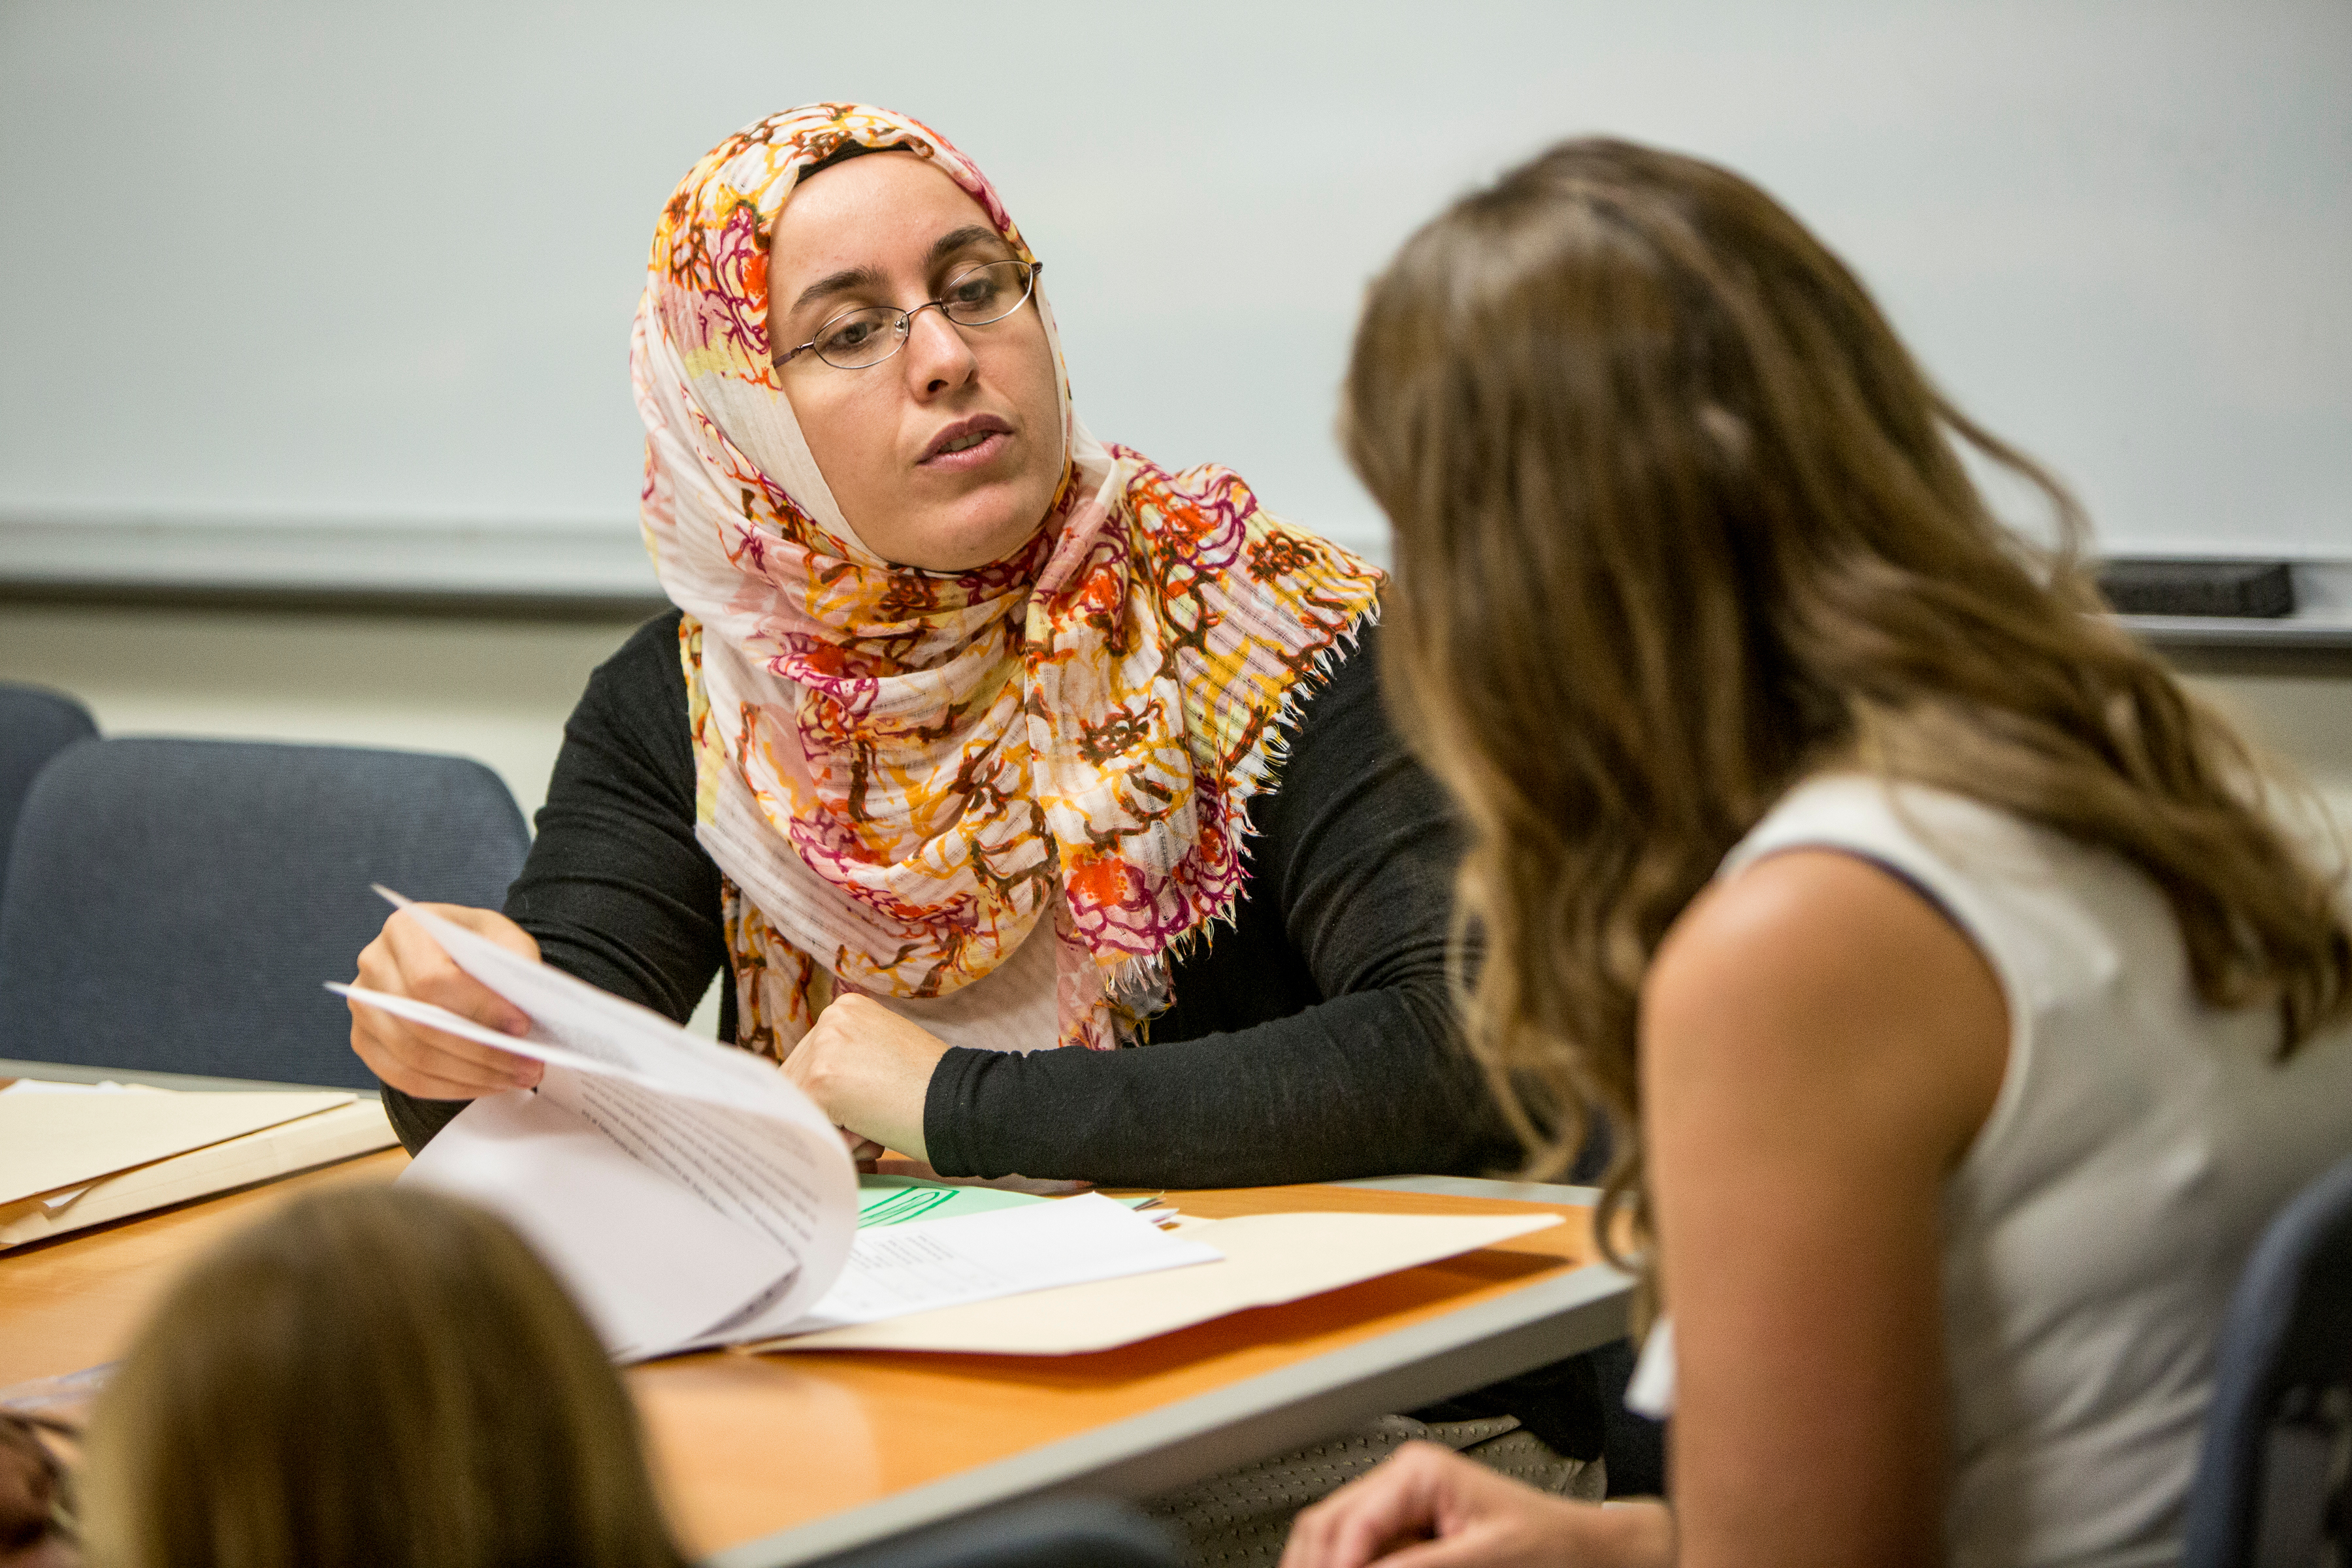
[920,414,1013,465]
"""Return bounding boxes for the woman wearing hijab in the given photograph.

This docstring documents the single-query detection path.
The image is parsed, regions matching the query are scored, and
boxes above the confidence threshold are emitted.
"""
[348,104,1538,1198]
[348,108,1612,1553]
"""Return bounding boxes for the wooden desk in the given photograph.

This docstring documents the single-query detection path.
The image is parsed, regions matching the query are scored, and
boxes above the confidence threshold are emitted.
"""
[0,1100,1630,1567]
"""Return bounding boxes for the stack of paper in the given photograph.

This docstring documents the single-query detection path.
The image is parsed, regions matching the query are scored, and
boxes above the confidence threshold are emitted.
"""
[0,1081,397,1250]
[344,891,1576,1364]
[747,1209,1565,1356]
[345,895,1219,1361]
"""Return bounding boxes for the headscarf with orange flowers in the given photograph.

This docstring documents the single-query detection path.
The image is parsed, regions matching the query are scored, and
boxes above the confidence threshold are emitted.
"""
[631,104,1382,1060]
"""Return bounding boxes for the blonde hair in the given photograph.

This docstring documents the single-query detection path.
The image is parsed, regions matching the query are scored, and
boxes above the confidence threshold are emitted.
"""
[78,1184,685,1568]
[1345,137,2352,1269]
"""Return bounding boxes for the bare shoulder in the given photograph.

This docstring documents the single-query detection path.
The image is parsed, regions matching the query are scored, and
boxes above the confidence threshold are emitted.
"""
[1644,847,2007,1168]
[1650,849,1978,1015]
[1642,852,2000,1568]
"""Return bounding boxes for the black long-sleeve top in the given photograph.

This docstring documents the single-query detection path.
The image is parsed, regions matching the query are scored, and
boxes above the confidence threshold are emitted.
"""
[379,616,1627,1468]
[383,611,1524,1188]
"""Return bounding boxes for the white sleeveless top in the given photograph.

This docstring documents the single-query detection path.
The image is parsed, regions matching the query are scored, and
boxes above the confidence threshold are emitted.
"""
[1628,775,2352,1568]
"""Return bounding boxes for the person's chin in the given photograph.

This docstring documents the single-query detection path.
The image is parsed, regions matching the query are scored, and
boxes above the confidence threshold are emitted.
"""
[889,502,1045,572]
[904,475,1052,564]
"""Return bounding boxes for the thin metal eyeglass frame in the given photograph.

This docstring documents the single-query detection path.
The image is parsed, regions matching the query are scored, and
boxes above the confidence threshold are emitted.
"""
[774,259,1043,370]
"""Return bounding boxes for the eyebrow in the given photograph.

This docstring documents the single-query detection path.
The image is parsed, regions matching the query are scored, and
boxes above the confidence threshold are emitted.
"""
[924,224,1005,270]
[787,264,884,321]
[782,225,1012,321]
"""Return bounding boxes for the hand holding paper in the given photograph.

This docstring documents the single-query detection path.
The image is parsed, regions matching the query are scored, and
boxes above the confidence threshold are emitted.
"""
[346,898,546,1099]
[340,890,1568,1367]
[340,891,1217,1362]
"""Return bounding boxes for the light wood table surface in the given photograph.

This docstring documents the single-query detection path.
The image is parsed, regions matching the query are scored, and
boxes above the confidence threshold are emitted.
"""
[0,1111,1630,1566]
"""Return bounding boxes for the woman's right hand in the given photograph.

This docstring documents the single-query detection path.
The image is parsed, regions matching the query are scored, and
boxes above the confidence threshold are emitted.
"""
[1281,1442,1670,1568]
[347,904,546,1100]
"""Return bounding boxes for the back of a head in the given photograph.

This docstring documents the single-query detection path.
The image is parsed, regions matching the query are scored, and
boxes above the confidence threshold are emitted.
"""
[1348,136,2072,840]
[77,1184,684,1568]
[1346,135,2351,1195]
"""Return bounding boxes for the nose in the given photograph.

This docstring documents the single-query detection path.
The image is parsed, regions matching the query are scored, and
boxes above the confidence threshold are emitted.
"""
[900,302,977,397]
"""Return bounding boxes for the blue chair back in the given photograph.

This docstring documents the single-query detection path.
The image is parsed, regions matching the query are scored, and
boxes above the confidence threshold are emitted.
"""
[0,683,97,896]
[809,1496,1180,1568]
[0,737,528,1089]
[2183,1152,2352,1568]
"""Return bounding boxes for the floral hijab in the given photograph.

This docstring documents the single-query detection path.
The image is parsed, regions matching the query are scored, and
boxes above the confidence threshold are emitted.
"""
[630,103,1382,1059]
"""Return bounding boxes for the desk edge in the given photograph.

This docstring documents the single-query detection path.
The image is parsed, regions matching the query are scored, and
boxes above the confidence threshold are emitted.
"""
[717,1258,1632,1568]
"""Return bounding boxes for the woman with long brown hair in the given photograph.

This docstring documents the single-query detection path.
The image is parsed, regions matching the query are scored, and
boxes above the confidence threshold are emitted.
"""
[1284,139,2352,1567]
[74,1185,686,1568]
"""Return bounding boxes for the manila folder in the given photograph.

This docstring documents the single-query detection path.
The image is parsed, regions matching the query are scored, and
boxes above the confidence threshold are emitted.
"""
[742,1209,1563,1356]
[0,1087,357,1207]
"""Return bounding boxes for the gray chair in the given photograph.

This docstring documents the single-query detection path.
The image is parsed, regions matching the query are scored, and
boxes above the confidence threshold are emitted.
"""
[0,683,98,896]
[2181,1152,2352,1568]
[809,1496,1181,1568]
[0,737,528,1090]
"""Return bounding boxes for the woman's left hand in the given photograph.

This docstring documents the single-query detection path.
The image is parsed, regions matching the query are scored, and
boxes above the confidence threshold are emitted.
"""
[780,994,951,1162]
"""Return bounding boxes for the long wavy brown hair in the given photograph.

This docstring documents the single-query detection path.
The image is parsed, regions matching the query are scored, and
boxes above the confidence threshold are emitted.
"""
[1345,137,2351,1271]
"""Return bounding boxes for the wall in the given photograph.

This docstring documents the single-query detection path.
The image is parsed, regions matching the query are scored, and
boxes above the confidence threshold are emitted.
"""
[0,605,642,822]
[5,0,2349,568]
[2178,668,2352,840]
[8,603,2352,841]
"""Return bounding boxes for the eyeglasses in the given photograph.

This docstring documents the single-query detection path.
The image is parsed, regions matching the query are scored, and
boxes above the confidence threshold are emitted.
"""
[776,259,1042,370]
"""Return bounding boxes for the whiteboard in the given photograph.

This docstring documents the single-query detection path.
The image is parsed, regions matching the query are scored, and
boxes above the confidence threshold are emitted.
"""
[3,0,2347,592]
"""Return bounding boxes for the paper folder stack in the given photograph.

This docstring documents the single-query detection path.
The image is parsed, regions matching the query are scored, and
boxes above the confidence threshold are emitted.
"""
[342,897,1576,1362]
[0,1080,399,1250]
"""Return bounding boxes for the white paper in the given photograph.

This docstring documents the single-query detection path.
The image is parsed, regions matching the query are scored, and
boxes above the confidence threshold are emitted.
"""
[402,1088,799,1359]
[751,1210,1567,1356]
[340,979,858,1315]
[339,891,859,1356]
[0,1079,142,1094]
[360,892,828,1119]
[779,1193,1219,1335]
[352,890,1222,1362]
